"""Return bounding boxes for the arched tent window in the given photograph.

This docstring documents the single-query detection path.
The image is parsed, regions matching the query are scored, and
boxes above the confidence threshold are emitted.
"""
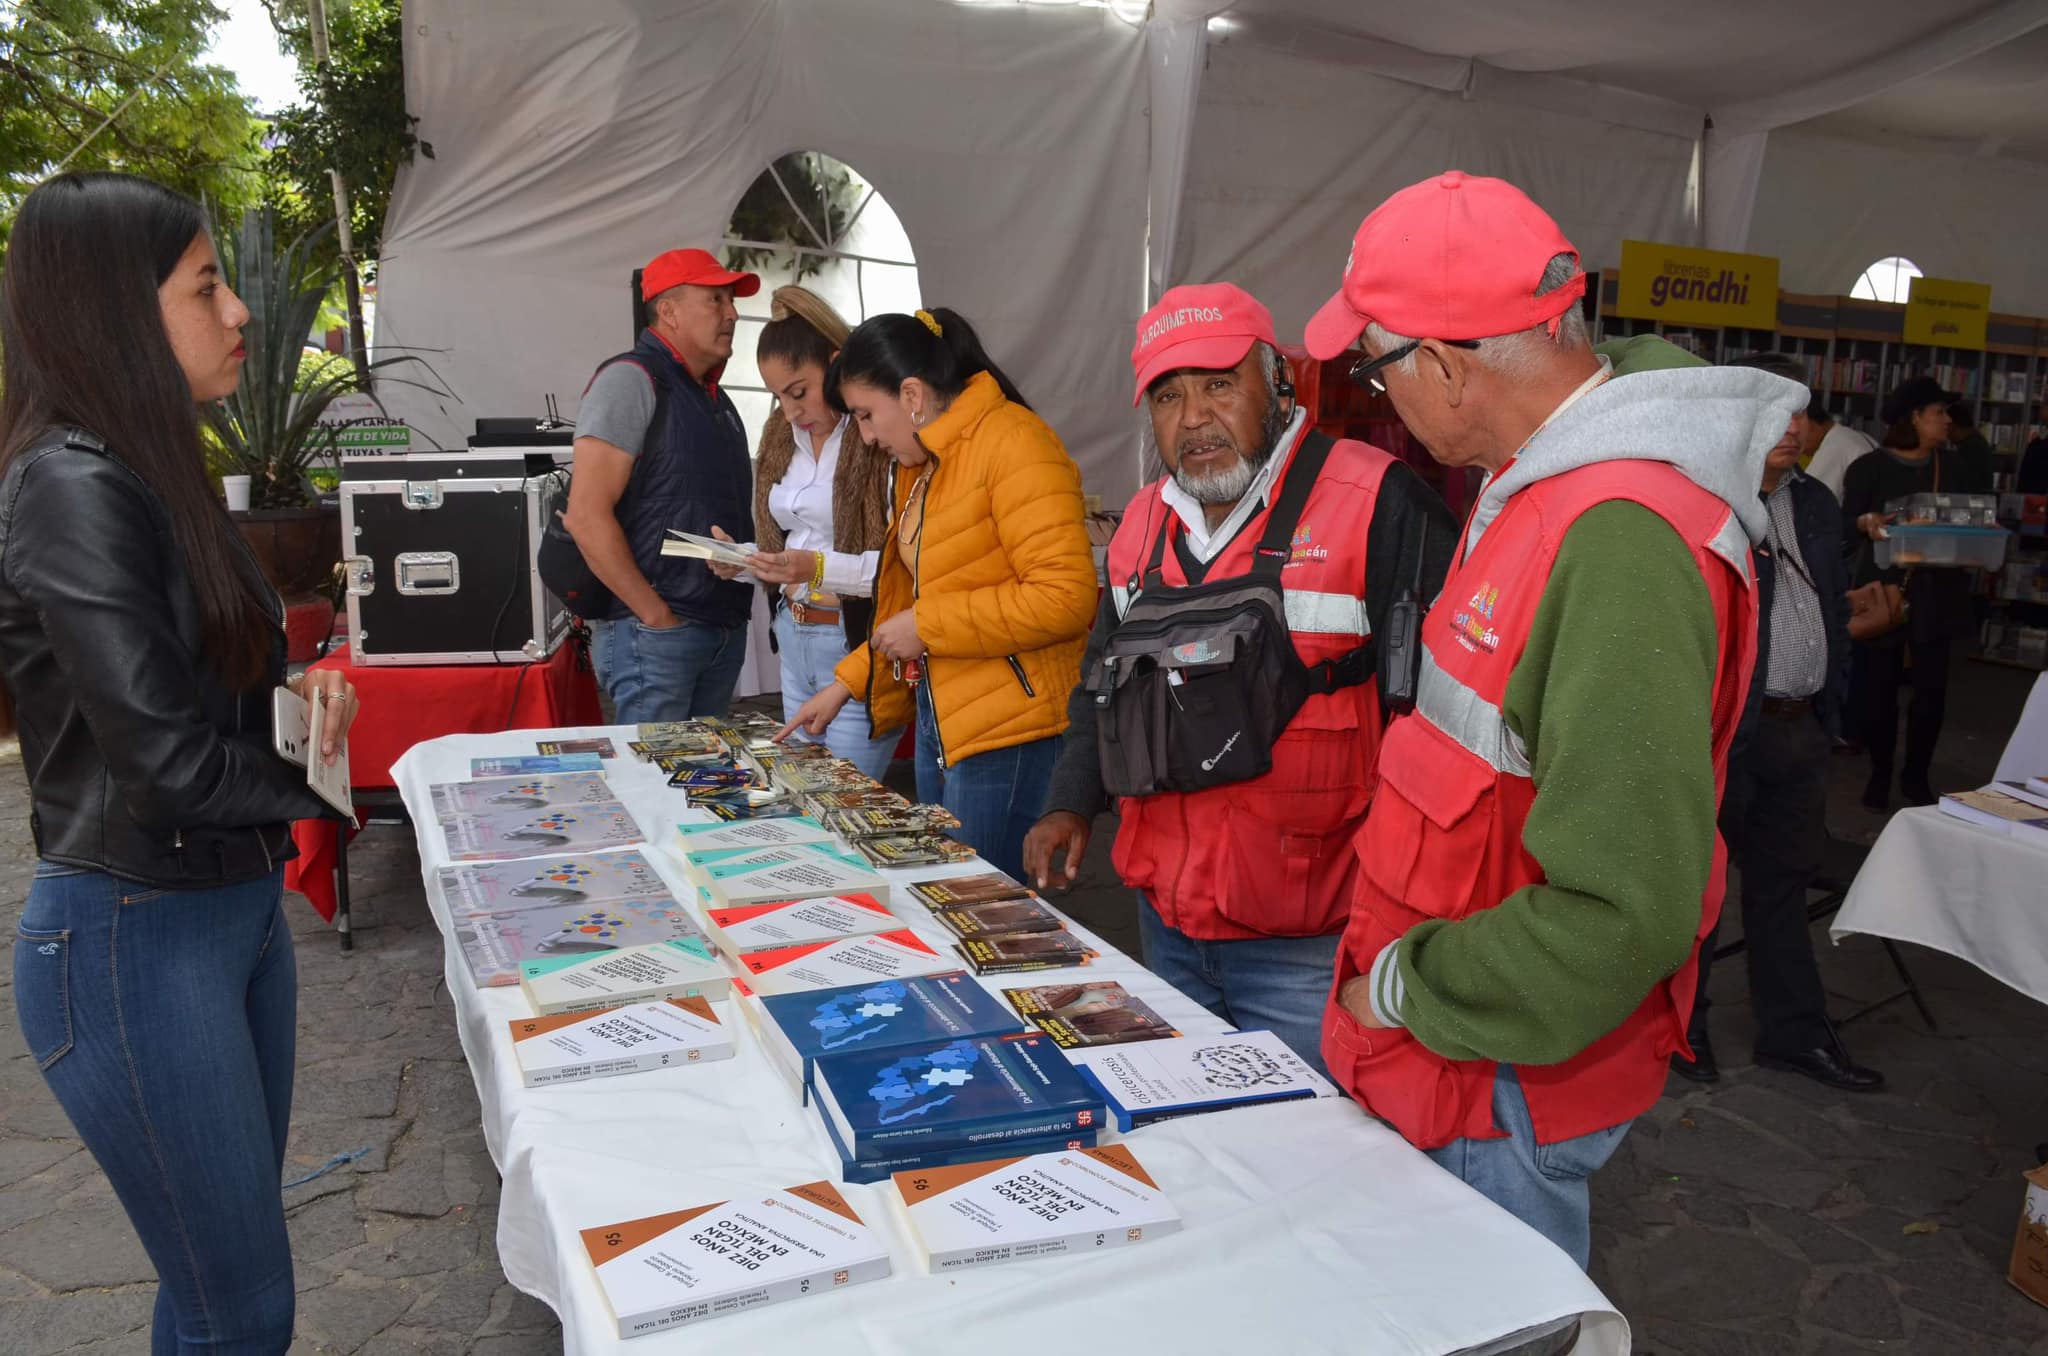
[719,153,921,451]
[1850,256,1924,305]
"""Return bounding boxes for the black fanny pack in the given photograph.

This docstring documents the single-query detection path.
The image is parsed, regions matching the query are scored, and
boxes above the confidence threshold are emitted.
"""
[1089,432,1372,796]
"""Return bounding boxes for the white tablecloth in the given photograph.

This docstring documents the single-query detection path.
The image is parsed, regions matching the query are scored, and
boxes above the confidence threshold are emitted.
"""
[393,726,1628,1355]
[1831,806,2048,1008]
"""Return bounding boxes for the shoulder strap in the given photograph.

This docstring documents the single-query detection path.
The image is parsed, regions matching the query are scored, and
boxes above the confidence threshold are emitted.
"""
[1251,430,1337,578]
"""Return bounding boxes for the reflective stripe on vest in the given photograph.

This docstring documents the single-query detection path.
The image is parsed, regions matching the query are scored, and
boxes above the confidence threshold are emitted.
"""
[1415,646,1530,778]
[1110,582,1369,638]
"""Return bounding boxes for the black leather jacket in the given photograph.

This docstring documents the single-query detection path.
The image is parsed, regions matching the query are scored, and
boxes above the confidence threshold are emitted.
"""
[0,428,331,887]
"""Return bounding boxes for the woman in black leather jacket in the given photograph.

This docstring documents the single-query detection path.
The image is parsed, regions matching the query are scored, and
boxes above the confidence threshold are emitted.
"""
[0,172,358,1354]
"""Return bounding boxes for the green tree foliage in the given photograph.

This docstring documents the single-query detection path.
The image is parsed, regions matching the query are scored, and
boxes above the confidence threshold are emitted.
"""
[725,152,863,282]
[0,0,265,248]
[259,0,426,271]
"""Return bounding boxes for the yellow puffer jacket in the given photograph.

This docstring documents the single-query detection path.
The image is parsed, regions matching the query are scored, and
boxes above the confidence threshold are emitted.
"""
[834,372,1096,765]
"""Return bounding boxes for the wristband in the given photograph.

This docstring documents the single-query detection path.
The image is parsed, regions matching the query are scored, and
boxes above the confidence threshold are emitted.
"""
[810,550,827,592]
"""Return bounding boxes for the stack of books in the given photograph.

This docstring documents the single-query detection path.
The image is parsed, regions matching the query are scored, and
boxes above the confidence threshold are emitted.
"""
[429,769,644,863]
[703,892,903,957]
[1003,981,1180,1048]
[743,969,1026,1095]
[697,842,891,909]
[810,1032,1107,1183]
[580,1181,889,1338]
[520,936,734,1015]
[913,872,1099,975]
[892,1143,1181,1271]
[735,930,952,997]
[1939,781,2048,846]
[509,996,735,1087]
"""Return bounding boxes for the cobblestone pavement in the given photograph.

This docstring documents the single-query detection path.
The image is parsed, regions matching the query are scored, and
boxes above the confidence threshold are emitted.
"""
[2,665,2047,1353]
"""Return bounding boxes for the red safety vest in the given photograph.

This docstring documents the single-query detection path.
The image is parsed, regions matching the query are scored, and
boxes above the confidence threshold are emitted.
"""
[1322,458,1758,1148]
[1104,433,1391,941]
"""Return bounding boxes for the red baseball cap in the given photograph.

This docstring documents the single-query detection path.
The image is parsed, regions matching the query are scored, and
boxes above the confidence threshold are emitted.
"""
[1131,283,1277,404]
[640,248,760,301]
[1303,171,1585,360]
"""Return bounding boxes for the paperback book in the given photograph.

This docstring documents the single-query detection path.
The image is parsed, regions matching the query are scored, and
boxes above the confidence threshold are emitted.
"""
[909,872,1034,909]
[701,843,890,909]
[1004,981,1180,1048]
[508,996,734,1086]
[820,804,963,840]
[800,788,910,818]
[704,893,901,956]
[753,970,1026,1093]
[1067,1030,1339,1132]
[659,529,758,568]
[1938,787,2048,845]
[429,771,615,817]
[934,897,1065,940]
[821,1114,1096,1186]
[955,931,1097,975]
[440,802,643,862]
[520,936,733,1015]
[674,816,836,857]
[536,737,617,758]
[579,1182,889,1339]
[703,798,805,823]
[811,1032,1105,1163]
[471,753,603,777]
[453,896,703,987]
[437,850,673,919]
[1993,778,2048,812]
[850,835,979,869]
[738,930,951,997]
[893,1144,1181,1270]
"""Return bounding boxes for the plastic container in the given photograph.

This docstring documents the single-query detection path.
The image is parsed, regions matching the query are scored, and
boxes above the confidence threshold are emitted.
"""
[1873,524,2011,571]
[1884,492,2000,527]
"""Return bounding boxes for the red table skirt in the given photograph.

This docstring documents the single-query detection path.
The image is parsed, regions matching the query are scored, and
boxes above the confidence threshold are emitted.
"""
[286,639,604,921]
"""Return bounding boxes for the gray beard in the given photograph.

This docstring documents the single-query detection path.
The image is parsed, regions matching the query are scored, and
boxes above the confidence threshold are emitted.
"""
[1168,404,1289,506]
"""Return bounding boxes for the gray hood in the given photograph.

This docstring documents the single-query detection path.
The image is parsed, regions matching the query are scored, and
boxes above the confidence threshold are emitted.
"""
[1464,366,1807,557]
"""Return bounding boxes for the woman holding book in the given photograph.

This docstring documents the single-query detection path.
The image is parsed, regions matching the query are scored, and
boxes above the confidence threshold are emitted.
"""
[778,308,1096,878]
[0,172,357,1353]
[709,287,897,778]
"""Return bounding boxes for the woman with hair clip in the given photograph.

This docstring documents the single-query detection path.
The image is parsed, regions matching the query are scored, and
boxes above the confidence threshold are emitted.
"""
[0,172,357,1353]
[778,308,1096,877]
[708,287,896,777]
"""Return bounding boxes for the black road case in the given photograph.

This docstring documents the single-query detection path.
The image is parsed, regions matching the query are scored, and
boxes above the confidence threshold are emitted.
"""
[340,450,573,665]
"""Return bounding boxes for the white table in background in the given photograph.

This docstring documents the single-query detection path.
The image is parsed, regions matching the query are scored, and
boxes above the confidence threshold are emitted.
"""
[394,725,1628,1356]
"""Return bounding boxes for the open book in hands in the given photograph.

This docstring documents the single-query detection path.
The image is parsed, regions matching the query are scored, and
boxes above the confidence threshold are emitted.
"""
[661,530,757,569]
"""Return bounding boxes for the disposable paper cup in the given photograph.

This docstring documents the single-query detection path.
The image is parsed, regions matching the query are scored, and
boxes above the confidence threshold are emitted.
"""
[222,475,252,512]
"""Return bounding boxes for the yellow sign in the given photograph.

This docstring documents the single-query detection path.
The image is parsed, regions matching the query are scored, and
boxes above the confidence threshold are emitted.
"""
[1614,240,1780,330]
[1903,276,1991,350]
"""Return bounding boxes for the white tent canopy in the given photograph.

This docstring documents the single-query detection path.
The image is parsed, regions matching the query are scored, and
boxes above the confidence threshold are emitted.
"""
[378,0,2048,503]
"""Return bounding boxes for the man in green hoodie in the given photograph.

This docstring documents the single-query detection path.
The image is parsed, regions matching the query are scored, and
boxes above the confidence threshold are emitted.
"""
[1304,172,1803,1273]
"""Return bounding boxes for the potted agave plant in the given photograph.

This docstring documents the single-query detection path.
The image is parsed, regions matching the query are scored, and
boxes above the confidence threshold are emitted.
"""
[203,207,425,656]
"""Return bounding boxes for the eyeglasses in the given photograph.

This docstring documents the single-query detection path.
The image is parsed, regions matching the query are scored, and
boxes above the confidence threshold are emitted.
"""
[1348,338,1482,394]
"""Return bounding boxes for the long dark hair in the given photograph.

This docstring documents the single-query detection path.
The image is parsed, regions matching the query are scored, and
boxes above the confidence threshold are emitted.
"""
[827,308,1031,414]
[0,173,274,720]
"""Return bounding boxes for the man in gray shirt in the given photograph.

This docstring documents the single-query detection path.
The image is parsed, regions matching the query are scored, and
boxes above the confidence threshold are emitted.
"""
[563,248,759,720]
[1676,353,1883,1094]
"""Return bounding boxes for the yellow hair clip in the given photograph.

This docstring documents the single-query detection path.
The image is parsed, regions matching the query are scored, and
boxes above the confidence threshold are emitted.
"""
[915,309,944,338]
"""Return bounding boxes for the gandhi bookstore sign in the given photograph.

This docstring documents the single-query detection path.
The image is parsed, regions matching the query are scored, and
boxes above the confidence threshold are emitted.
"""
[1903,276,1991,350]
[1614,240,1780,331]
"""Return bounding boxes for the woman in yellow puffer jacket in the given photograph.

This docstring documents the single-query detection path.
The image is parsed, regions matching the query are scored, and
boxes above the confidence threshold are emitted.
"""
[779,307,1095,877]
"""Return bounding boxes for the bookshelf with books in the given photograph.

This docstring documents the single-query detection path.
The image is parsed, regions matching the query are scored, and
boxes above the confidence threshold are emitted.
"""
[1982,316,2042,457]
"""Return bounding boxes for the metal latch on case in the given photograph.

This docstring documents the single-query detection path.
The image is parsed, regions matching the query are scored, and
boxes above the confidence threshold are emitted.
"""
[344,556,375,596]
[394,552,460,595]
[402,481,443,509]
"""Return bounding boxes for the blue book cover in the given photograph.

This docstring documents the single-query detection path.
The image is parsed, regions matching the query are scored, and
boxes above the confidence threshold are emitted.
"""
[757,971,1026,1090]
[817,1107,1097,1185]
[812,1033,1104,1162]
[471,754,604,776]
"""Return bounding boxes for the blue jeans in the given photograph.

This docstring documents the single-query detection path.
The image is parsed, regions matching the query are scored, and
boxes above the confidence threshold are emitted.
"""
[1424,1065,1631,1271]
[14,863,298,1354]
[913,683,1057,880]
[1136,894,1339,1081]
[774,608,898,781]
[590,616,748,722]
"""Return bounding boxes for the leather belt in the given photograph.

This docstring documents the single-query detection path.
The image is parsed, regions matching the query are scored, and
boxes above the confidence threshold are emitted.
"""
[788,598,841,626]
[1760,696,1814,718]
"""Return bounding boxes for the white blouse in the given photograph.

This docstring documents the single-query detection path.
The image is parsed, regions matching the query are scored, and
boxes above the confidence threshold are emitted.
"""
[765,416,879,598]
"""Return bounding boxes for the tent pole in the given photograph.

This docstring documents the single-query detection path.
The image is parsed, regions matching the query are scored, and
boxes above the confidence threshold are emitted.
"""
[307,0,372,388]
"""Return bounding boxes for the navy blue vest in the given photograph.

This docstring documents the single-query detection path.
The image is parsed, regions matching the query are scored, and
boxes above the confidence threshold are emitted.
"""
[598,330,755,626]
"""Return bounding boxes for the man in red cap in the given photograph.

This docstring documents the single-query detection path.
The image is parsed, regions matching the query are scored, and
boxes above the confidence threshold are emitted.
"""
[1024,283,1454,1075]
[564,248,762,720]
[1308,172,1804,1268]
